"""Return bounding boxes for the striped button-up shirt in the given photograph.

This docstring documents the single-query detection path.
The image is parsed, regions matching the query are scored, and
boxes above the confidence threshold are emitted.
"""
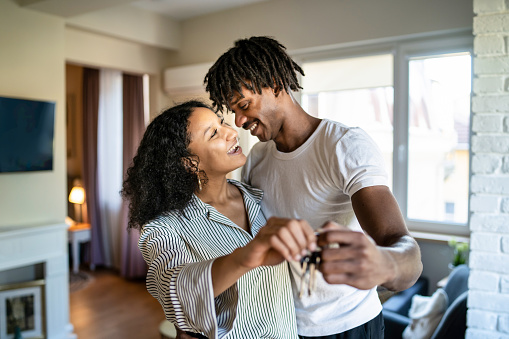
[139,180,298,339]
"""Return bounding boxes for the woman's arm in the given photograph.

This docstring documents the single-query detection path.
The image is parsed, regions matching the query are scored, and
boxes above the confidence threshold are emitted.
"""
[140,217,316,338]
[140,225,223,337]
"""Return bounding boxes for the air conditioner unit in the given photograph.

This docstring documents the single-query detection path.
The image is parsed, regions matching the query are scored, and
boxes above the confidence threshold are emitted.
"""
[163,62,213,96]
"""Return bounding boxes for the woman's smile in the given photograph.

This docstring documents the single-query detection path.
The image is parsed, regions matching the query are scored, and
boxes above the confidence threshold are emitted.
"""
[227,138,242,155]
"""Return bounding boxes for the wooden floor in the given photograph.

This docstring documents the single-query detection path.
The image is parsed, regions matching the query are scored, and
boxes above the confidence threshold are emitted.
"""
[70,268,165,339]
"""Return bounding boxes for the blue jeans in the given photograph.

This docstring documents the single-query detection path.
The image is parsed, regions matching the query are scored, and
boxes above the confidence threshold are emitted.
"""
[298,312,384,339]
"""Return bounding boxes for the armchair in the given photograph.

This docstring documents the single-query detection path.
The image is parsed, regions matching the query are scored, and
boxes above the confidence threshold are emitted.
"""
[383,264,469,339]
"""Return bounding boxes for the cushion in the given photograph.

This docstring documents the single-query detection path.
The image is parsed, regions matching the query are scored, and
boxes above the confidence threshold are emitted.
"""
[382,276,429,315]
[402,288,448,339]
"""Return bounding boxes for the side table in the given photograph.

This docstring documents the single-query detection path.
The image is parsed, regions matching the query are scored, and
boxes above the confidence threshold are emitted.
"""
[68,223,91,274]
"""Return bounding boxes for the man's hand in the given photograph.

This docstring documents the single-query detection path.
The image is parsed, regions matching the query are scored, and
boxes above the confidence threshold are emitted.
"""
[317,222,396,290]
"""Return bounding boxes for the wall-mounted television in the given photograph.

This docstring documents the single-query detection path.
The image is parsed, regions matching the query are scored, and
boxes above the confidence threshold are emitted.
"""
[0,96,56,173]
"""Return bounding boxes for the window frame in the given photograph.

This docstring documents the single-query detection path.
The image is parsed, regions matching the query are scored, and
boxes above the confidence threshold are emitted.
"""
[293,30,473,236]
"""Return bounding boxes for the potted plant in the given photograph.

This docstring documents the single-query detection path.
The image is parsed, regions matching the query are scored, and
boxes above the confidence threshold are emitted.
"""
[448,238,469,270]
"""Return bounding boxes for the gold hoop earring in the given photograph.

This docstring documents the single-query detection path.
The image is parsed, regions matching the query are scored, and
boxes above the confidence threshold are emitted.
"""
[197,176,202,192]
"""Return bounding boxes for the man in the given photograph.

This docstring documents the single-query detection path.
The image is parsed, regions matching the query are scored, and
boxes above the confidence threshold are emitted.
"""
[182,36,422,338]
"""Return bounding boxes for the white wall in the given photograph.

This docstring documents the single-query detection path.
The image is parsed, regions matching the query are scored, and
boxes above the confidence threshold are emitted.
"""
[170,0,473,66]
[65,26,173,75]
[0,0,67,228]
[468,2,509,337]
[65,4,180,50]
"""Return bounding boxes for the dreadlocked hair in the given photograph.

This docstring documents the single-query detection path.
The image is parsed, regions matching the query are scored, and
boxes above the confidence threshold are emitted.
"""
[204,36,305,112]
[121,100,210,230]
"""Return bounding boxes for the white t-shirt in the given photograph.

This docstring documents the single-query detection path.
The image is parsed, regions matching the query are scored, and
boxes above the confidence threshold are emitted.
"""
[242,119,387,336]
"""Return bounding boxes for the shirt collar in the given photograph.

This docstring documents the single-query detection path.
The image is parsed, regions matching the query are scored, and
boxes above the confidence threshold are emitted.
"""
[182,179,263,221]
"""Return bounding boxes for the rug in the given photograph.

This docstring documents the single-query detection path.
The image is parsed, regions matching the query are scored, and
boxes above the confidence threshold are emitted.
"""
[69,271,94,293]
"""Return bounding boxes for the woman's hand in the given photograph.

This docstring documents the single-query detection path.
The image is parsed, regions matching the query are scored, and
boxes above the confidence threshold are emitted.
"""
[236,217,317,268]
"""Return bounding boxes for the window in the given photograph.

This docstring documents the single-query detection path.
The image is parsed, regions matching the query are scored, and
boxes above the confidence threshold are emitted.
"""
[297,32,472,236]
[407,53,471,225]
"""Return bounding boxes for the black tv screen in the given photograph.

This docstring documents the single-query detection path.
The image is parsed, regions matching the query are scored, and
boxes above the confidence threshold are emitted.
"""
[0,96,56,173]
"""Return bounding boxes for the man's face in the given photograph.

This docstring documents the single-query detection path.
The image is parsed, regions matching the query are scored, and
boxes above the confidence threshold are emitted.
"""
[228,86,283,142]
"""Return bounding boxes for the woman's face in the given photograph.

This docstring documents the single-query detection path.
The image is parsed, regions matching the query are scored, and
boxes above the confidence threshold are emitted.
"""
[187,107,246,177]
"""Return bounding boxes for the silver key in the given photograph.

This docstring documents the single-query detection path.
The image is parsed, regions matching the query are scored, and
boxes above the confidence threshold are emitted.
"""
[299,257,309,298]
[299,250,321,298]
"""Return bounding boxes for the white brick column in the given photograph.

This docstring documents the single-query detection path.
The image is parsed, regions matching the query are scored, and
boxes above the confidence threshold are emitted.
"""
[469,0,509,338]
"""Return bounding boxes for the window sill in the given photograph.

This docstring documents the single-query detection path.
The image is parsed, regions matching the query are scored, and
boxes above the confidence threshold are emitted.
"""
[410,230,469,244]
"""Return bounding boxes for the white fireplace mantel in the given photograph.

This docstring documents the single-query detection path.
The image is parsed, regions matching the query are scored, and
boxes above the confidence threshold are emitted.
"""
[0,223,76,339]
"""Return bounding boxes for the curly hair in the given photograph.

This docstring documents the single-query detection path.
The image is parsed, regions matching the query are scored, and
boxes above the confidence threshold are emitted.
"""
[204,36,305,112]
[121,100,211,230]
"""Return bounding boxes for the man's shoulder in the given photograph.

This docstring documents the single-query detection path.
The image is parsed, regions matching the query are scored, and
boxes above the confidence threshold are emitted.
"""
[321,119,357,135]
[320,119,372,144]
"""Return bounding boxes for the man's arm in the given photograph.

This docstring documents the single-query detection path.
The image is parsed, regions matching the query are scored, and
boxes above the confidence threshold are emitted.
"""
[318,185,422,292]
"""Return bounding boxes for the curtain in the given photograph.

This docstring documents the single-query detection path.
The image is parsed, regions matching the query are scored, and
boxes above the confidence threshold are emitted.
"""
[97,69,123,268]
[120,73,147,278]
[82,67,105,267]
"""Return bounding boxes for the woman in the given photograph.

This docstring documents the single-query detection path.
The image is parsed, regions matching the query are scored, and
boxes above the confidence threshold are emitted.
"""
[122,100,316,339]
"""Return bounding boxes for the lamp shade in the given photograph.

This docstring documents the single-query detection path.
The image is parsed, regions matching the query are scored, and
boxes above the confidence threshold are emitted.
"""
[69,186,85,204]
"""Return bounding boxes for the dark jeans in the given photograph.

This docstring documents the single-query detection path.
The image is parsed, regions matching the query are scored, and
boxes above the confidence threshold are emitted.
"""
[299,312,384,339]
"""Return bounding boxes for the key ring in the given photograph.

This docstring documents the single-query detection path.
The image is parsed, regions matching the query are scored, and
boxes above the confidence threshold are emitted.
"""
[298,230,341,298]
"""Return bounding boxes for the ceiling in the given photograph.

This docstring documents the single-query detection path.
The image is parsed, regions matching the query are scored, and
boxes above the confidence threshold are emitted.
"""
[16,0,270,20]
[131,0,270,20]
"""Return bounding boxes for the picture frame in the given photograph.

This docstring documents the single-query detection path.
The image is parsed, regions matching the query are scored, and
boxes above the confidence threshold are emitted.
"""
[0,280,45,339]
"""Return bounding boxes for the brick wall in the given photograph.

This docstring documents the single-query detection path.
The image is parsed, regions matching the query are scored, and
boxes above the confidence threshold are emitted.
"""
[468,0,509,337]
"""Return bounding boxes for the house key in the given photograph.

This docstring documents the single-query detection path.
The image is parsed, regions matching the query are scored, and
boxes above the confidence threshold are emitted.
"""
[299,250,322,298]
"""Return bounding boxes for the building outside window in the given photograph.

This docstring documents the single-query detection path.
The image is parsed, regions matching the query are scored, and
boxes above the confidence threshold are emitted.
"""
[407,53,471,225]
